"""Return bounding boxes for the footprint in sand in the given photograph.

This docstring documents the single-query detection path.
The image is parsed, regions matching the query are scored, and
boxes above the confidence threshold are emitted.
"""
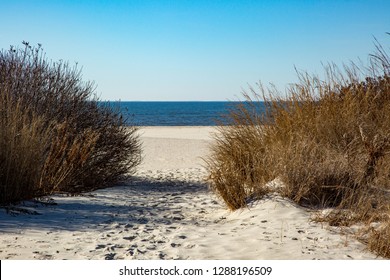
[123,236,137,241]
[33,251,54,260]
[137,218,149,224]
[158,252,167,259]
[5,253,19,259]
[146,245,157,250]
[105,253,116,260]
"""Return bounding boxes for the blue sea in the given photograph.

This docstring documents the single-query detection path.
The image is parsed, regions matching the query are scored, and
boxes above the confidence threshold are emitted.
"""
[103,101,266,126]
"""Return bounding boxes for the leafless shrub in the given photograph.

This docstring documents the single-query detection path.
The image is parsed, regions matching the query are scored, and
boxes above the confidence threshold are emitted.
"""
[0,42,141,204]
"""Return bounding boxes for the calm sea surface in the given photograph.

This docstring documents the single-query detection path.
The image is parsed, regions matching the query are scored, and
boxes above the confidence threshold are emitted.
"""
[103,101,266,126]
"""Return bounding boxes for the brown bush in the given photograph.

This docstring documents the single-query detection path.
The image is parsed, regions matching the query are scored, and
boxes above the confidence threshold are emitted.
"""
[0,42,141,204]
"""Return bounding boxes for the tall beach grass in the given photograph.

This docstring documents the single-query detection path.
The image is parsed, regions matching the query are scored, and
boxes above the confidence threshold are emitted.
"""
[206,39,390,258]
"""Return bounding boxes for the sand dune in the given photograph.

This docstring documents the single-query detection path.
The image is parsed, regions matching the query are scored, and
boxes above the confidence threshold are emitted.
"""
[0,127,382,260]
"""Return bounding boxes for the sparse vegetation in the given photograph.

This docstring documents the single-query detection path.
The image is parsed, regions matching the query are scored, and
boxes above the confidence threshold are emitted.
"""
[206,38,390,258]
[0,42,141,204]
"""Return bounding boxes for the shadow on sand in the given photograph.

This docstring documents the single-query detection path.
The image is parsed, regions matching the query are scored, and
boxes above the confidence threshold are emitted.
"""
[0,176,211,233]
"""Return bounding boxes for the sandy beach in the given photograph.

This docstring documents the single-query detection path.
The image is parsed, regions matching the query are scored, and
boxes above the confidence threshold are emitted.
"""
[0,126,382,260]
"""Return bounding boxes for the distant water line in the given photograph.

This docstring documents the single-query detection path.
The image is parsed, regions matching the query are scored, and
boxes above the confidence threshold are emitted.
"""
[101,101,266,126]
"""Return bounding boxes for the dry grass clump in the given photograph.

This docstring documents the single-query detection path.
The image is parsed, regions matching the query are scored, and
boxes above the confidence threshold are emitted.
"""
[206,39,390,257]
[206,99,274,210]
[0,42,141,204]
[366,213,390,258]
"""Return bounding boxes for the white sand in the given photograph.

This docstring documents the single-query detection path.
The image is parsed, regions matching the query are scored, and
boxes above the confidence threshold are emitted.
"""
[0,126,382,260]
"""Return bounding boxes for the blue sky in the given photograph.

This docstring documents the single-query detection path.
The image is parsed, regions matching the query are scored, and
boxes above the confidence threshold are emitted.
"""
[0,0,389,101]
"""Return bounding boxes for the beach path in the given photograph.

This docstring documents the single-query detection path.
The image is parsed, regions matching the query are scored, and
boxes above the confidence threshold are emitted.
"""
[0,127,381,260]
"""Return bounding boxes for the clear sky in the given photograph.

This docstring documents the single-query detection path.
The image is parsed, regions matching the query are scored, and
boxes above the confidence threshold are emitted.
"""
[0,0,389,101]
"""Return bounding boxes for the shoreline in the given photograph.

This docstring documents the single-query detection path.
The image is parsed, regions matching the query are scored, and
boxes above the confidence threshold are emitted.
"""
[0,126,383,260]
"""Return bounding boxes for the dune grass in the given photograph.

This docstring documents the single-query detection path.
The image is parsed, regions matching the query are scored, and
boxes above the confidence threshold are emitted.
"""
[206,39,390,258]
[0,42,141,204]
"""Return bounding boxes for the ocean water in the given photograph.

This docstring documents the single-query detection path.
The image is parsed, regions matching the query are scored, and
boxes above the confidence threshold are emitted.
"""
[103,101,266,126]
